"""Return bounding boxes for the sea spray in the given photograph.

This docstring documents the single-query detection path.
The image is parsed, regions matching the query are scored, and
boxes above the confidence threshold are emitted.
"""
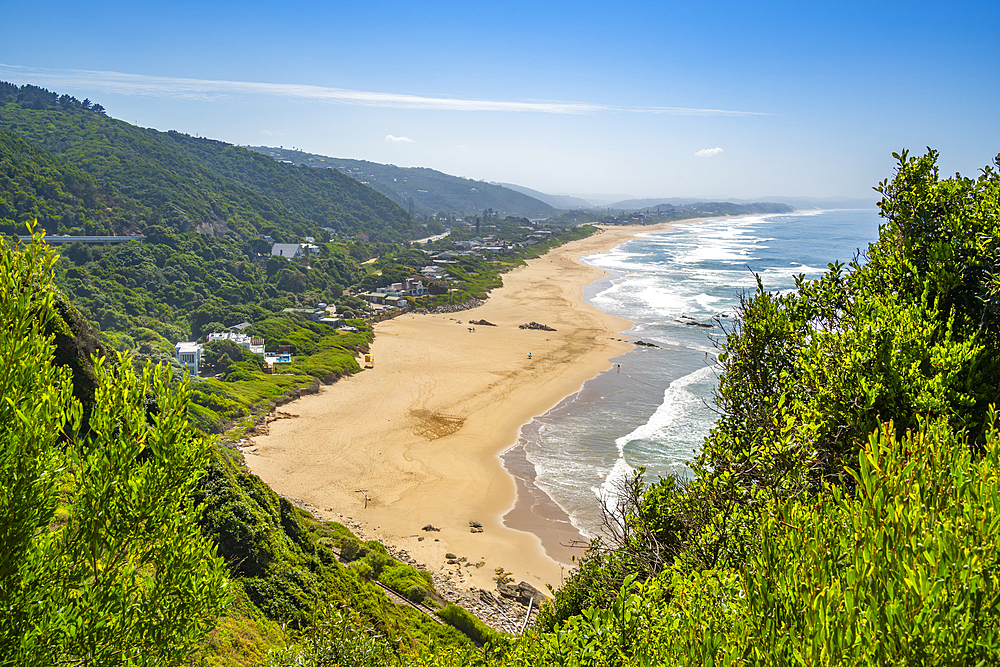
[507,209,882,541]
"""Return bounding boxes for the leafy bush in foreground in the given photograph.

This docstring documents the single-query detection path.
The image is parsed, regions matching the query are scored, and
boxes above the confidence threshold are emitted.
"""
[0,232,229,665]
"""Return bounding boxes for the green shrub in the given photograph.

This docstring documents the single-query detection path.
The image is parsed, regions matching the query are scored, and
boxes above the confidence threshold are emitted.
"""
[348,561,373,581]
[437,604,503,648]
[225,361,262,382]
[407,585,429,605]
[379,563,433,598]
[339,539,366,562]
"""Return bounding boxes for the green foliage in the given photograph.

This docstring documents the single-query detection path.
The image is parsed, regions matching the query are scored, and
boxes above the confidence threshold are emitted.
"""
[196,446,473,655]
[249,147,558,219]
[0,130,121,235]
[379,564,434,602]
[1,85,416,241]
[267,605,397,667]
[737,416,1000,665]
[0,232,229,666]
[436,605,504,649]
[203,339,258,376]
[166,134,418,242]
[194,581,290,667]
[531,151,1000,665]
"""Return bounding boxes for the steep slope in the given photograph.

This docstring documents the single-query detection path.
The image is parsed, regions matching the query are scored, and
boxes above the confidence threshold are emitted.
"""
[0,130,141,235]
[160,132,417,241]
[249,146,558,218]
[0,82,417,242]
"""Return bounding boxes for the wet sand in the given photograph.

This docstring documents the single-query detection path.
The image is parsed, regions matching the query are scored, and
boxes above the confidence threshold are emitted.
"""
[244,223,683,591]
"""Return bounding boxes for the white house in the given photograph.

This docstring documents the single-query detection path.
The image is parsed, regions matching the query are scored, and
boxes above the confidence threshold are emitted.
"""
[207,332,265,356]
[174,342,203,376]
[404,278,428,295]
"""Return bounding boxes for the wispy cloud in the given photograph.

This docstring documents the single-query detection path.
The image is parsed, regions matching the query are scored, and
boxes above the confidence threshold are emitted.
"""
[386,135,413,143]
[695,147,724,157]
[0,64,769,116]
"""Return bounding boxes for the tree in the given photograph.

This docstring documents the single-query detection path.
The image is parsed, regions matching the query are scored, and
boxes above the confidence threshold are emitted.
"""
[0,231,229,666]
[543,150,1000,622]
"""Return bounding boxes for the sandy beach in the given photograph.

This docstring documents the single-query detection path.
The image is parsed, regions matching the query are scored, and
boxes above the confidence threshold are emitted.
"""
[244,222,682,593]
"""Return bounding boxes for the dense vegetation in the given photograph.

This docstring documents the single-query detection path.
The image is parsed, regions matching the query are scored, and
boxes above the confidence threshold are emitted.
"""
[8,79,997,666]
[0,232,228,665]
[0,82,416,242]
[481,149,1000,665]
[0,130,132,235]
[249,147,559,219]
[0,232,482,666]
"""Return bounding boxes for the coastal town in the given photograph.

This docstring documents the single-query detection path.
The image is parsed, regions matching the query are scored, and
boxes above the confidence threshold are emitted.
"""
[168,222,584,378]
[4,8,994,656]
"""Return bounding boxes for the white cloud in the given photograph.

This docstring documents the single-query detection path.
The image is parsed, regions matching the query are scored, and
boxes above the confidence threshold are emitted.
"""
[0,64,768,117]
[695,147,724,157]
[385,135,414,143]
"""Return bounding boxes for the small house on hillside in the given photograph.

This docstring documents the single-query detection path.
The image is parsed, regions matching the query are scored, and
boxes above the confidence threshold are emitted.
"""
[174,342,203,376]
[271,243,303,259]
[270,242,320,259]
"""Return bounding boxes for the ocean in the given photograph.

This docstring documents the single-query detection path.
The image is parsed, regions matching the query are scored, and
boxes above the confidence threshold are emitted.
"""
[503,209,883,539]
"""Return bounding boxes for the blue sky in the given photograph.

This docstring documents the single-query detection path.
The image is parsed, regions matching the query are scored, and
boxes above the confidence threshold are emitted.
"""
[2,0,997,201]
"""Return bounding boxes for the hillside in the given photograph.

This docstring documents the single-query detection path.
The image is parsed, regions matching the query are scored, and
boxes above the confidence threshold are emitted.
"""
[495,182,595,210]
[0,82,417,242]
[608,195,875,210]
[547,200,794,225]
[0,130,140,236]
[248,146,558,218]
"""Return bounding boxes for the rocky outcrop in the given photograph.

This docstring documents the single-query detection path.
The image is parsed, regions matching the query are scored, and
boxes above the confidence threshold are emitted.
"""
[497,580,547,606]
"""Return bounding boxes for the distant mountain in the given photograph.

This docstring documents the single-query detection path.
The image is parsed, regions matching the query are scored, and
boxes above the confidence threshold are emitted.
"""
[548,200,795,226]
[608,195,877,211]
[564,193,637,207]
[0,82,417,241]
[754,195,878,210]
[606,197,704,210]
[248,147,557,219]
[494,183,594,210]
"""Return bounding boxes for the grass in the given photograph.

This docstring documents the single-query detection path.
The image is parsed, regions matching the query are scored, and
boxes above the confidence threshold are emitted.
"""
[185,318,373,434]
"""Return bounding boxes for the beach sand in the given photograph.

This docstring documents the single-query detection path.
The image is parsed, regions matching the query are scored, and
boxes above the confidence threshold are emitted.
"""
[243,222,680,593]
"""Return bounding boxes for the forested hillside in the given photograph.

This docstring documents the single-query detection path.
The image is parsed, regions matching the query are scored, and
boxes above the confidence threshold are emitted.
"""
[0,82,417,242]
[0,234,480,665]
[0,130,138,235]
[249,146,558,218]
[9,145,1000,666]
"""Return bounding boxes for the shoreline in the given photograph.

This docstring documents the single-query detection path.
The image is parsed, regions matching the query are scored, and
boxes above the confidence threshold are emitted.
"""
[242,220,696,593]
